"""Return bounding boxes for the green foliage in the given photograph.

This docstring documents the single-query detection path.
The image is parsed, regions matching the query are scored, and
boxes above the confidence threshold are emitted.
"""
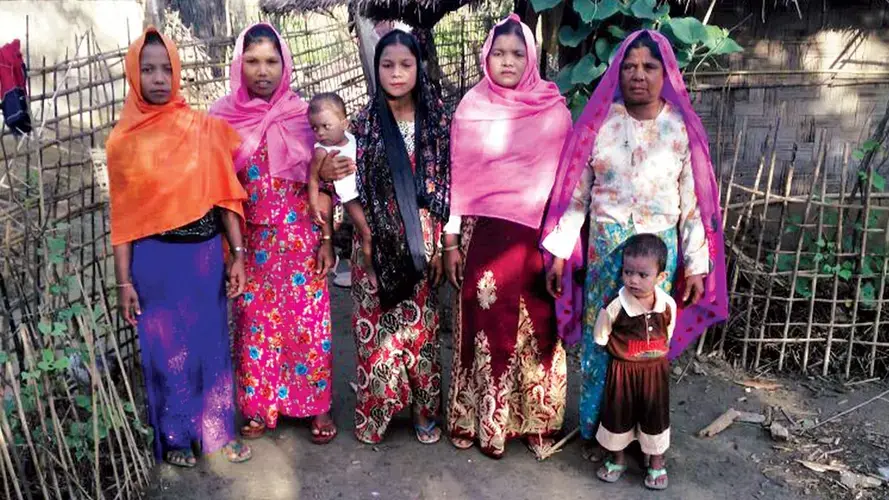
[535,0,743,117]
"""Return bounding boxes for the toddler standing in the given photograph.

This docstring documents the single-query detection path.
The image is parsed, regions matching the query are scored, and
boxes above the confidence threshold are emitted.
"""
[594,233,675,490]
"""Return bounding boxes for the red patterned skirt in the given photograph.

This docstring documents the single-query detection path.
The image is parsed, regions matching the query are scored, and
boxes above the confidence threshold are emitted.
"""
[446,217,566,458]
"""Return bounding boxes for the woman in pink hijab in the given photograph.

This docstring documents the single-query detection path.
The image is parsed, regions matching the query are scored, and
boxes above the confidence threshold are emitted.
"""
[540,31,728,485]
[210,23,338,444]
[444,15,573,459]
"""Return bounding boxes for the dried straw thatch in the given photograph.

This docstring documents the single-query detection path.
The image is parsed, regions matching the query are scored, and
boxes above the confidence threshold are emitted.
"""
[260,0,479,27]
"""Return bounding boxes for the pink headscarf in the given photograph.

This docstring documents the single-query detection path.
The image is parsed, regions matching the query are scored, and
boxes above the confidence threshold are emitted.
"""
[210,23,314,181]
[450,14,572,228]
[541,30,729,357]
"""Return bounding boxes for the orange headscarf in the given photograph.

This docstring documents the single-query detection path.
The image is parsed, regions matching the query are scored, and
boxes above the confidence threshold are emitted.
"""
[106,28,246,246]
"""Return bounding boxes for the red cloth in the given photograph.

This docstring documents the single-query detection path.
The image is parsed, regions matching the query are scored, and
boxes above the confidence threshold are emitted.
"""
[0,39,31,134]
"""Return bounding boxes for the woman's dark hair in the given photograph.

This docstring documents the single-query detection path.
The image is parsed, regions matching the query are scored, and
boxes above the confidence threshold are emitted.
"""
[623,233,669,273]
[144,31,165,47]
[373,30,422,99]
[243,24,283,58]
[491,19,526,45]
[623,32,664,65]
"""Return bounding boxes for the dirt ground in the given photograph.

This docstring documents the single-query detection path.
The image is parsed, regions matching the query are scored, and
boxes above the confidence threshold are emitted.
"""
[144,280,889,500]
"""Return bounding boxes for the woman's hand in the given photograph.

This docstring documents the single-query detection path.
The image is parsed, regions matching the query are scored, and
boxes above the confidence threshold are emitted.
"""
[444,248,463,288]
[118,285,141,327]
[316,241,335,277]
[429,254,444,287]
[683,274,706,306]
[317,151,356,182]
[545,257,566,299]
[226,255,246,298]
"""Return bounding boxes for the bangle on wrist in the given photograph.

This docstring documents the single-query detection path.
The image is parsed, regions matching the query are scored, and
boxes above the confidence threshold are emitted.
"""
[116,282,133,289]
[232,246,246,254]
[442,244,460,252]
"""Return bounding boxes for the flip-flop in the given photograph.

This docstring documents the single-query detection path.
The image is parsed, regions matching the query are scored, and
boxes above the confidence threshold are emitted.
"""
[240,420,265,439]
[596,460,627,483]
[414,421,441,445]
[645,468,669,490]
[164,449,196,468]
[311,417,338,445]
[450,436,473,450]
[222,440,252,463]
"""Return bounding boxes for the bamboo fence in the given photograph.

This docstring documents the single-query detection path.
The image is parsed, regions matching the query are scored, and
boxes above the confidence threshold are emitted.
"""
[707,99,889,378]
[0,7,492,499]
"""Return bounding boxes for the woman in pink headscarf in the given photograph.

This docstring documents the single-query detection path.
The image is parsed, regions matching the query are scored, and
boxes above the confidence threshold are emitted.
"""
[210,23,338,444]
[540,31,728,484]
[444,15,572,460]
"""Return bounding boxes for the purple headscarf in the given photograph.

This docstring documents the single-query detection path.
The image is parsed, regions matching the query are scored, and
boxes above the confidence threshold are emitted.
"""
[540,29,729,357]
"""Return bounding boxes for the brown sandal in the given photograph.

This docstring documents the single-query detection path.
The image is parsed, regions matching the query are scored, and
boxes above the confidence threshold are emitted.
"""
[240,420,266,439]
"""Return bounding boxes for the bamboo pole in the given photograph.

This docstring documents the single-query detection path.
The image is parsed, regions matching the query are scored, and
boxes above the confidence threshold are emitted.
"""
[738,139,769,368]
[802,156,829,372]
[845,152,877,378]
[824,149,850,376]
[755,161,793,369]
[779,141,823,370]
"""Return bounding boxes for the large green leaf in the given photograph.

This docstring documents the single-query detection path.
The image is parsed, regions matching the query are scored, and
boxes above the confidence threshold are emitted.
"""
[571,54,608,85]
[675,49,692,68]
[607,25,629,40]
[574,0,622,22]
[568,91,590,121]
[631,0,667,20]
[665,17,708,45]
[556,64,577,93]
[559,24,595,48]
[531,0,564,13]
[595,37,613,63]
[710,37,743,55]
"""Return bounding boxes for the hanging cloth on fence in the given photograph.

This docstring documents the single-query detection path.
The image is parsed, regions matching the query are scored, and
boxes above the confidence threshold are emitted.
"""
[0,39,31,135]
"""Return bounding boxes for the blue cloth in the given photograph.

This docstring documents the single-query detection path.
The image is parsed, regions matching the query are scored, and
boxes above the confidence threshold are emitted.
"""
[579,222,678,439]
[132,235,235,459]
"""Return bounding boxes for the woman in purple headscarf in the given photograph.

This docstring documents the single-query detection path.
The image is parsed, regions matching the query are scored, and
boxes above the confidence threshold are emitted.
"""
[540,30,728,485]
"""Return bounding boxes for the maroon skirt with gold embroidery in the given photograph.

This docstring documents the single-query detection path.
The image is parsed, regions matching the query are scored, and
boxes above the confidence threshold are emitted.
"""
[446,216,567,458]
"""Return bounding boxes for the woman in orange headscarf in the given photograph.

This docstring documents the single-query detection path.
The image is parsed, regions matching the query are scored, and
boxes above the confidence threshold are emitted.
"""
[107,28,251,467]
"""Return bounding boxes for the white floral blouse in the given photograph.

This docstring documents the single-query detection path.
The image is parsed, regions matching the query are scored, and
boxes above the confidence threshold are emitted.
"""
[541,101,710,277]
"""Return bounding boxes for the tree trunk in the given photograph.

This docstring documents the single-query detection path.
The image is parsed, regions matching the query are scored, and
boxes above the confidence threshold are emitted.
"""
[227,0,248,36]
[351,5,379,95]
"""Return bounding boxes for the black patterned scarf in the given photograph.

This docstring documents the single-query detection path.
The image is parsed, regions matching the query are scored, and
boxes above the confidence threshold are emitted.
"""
[353,30,451,309]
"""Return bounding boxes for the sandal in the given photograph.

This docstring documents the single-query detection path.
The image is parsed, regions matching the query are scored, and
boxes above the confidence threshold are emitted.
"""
[414,421,441,445]
[222,440,252,463]
[645,468,669,490]
[311,416,338,445]
[164,449,196,468]
[596,460,627,483]
[450,436,473,450]
[240,419,265,440]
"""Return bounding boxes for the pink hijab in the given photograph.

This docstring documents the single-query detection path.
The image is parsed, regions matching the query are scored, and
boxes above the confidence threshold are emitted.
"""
[450,14,572,228]
[210,23,314,181]
[541,30,729,357]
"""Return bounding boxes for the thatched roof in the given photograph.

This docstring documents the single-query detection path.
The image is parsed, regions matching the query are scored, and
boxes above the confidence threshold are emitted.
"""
[259,0,477,28]
[258,0,347,13]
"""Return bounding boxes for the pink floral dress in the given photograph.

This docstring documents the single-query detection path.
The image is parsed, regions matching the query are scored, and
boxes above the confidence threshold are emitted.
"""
[233,139,333,428]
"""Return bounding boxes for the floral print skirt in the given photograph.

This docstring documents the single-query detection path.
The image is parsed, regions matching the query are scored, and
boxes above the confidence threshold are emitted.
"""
[447,217,567,458]
[580,221,677,440]
[233,221,333,428]
[350,210,441,444]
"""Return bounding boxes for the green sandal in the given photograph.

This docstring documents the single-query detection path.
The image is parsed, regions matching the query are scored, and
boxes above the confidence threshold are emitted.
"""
[222,440,252,464]
[645,468,669,490]
[165,449,196,468]
[596,460,627,483]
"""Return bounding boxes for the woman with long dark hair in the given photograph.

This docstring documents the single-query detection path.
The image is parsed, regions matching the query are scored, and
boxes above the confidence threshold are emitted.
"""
[350,30,451,445]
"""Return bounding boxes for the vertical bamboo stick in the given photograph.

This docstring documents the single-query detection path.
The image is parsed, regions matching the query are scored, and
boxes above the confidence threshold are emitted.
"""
[845,143,877,378]
[824,148,850,376]
[6,362,51,500]
[755,162,793,369]
[779,142,823,370]
[868,205,889,377]
[802,153,829,372]
[0,404,26,500]
[739,150,768,368]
